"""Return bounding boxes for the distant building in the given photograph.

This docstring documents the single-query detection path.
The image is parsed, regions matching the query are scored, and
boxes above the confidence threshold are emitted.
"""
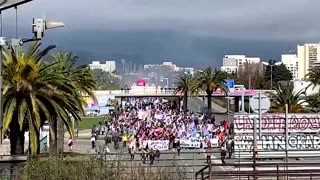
[281,54,299,80]
[89,61,116,73]
[220,55,260,73]
[143,61,194,75]
[296,43,320,80]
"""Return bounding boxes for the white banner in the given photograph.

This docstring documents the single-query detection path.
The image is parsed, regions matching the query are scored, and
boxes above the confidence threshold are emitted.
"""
[205,138,219,148]
[180,139,201,148]
[210,138,219,147]
[179,138,219,149]
[147,140,169,151]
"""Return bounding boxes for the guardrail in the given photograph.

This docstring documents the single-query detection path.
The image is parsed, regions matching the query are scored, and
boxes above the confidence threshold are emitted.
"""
[195,149,320,180]
[196,162,320,180]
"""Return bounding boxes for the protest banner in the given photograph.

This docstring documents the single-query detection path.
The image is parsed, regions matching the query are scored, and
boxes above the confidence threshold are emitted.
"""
[147,140,169,151]
[179,139,201,148]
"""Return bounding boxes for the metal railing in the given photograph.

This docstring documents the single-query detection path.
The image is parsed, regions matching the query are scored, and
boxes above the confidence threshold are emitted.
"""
[196,162,320,180]
[196,148,320,180]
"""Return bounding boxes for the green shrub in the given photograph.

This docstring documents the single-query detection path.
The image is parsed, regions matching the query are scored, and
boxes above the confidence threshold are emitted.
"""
[17,155,188,180]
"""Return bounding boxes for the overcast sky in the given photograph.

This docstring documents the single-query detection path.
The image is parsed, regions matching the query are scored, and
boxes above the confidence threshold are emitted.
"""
[0,0,319,67]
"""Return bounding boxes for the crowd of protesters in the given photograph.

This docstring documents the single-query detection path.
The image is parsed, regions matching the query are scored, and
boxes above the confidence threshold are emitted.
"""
[89,97,235,164]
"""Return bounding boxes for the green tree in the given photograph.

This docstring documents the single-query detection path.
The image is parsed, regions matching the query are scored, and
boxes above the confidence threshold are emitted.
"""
[91,69,120,90]
[2,43,60,155]
[269,81,305,113]
[264,60,292,89]
[50,52,97,154]
[173,74,197,113]
[306,94,320,112]
[307,66,320,87]
[2,43,97,156]
[195,67,227,117]
[306,67,320,112]
[236,62,266,89]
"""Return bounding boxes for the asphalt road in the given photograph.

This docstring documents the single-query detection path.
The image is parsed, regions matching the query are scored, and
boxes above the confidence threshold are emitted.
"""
[66,138,233,179]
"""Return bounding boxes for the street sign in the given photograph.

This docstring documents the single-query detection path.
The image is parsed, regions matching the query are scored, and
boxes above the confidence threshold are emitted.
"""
[249,93,271,114]
[223,79,235,93]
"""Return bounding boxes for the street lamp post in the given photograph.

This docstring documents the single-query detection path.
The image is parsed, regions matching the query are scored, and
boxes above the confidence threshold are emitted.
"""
[261,61,282,90]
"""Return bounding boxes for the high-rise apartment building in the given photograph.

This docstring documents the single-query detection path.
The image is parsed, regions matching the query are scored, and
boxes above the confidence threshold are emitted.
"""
[89,60,116,73]
[296,43,320,79]
[220,55,260,73]
[281,54,299,80]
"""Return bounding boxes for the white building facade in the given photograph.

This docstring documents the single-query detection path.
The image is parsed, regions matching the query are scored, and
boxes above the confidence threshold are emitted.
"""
[281,54,299,80]
[296,43,320,80]
[220,55,260,73]
[89,61,116,73]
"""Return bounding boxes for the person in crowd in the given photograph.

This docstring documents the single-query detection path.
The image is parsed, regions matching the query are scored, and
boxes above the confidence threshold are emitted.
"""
[101,124,105,135]
[155,149,160,164]
[141,148,148,164]
[176,140,181,156]
[105,133,112,147]
[128,145,135,160]
[122,134,128,148]
[113,133,119,150]
[220,143,227,164]
[206,139,212,163]
[75,128,79,137]
[90,135,96,149]
[149,148,155,165]
[227,138,234,158]
[67,138,74,151]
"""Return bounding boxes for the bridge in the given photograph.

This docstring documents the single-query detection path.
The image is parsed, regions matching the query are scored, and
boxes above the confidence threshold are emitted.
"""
[93,88,274,98]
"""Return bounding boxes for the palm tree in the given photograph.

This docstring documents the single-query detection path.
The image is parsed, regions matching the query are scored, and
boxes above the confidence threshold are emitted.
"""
[173,73,196,113]
[2,43,59,155]
[51,52,97,154]
[306,94,320,112]
[306,67,320,112]
[2,43,95,155]
[307,67,320,86]
[269,81,305,113]
[195,67,227,117]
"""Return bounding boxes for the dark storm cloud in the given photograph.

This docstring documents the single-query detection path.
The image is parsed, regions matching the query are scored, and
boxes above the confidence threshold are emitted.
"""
[0,0,319,67]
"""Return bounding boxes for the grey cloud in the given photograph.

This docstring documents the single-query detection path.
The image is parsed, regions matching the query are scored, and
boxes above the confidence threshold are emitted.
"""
[0,0,319,40]
[0,0,318,68]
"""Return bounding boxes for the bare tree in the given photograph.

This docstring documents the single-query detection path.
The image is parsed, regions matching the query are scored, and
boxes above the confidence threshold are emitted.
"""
[237,62,267,89]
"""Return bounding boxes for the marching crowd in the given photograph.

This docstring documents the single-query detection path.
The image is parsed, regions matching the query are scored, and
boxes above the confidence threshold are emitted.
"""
[89,97,235,164]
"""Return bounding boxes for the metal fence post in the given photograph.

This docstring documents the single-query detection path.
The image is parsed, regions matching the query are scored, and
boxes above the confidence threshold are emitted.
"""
[193,153,195,180]
[277,165,279,180]
[285,104,289,180]
[208,158,212,180]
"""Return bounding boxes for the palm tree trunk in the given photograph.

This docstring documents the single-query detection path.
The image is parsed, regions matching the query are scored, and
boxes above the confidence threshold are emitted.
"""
[48,119,57,154]
[207,93,212,118]
[183,91,188,113]
[9,121,25,155]
[57,118,64,154]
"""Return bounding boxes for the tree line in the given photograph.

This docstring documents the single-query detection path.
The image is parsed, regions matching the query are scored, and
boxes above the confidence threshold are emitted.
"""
[174,64,320,116]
